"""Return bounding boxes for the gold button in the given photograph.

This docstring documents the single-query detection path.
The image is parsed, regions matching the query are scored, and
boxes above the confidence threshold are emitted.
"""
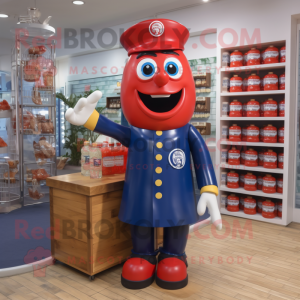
[155,179,162,186]
[156,154,162,161]
[156,131,163,136]
[156,142,163,149]
[155,192,162,199]
[155,167,162,174]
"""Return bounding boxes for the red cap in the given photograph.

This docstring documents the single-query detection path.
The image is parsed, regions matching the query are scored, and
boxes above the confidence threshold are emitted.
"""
[120,19,189,56]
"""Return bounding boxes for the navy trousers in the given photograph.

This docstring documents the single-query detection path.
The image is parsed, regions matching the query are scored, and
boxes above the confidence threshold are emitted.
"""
[130,225,189,256]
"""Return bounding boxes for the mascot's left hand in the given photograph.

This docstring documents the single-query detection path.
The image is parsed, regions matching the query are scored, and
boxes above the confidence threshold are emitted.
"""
[197,192,222,230]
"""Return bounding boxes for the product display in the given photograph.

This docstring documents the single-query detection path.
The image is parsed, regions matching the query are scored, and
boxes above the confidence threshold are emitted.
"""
[90,142,102,179]
[33,137,55,165]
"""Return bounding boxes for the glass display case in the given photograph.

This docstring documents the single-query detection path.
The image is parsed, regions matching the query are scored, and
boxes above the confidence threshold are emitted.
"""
[11,38,57,206]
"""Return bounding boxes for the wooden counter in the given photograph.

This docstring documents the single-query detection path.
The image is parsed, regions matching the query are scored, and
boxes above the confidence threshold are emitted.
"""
[47,173,163,278]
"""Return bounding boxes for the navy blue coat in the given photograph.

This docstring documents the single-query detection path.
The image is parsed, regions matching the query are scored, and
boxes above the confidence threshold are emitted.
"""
[94,115,217,227]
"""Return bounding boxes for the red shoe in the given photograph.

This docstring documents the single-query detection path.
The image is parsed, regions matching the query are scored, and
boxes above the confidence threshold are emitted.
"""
[156,253,188,290]
[121,254,157,289]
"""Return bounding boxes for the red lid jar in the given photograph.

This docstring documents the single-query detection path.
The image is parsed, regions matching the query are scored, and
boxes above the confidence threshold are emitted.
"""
[244,197,257,215]
[258,151,264,166]
[229,124,242,141]
[244,173,257,191]
[230,50,243,67]
[280,46,286,63]
[263,72,278,90]
[229,100,243,117]
[230,75,243,92]
[246,99,260,117]
[242,126,248,141]
[228,147,240,165]
[227,171,239,189]
[263,150,277,169]
[279,99,285,117]
[277,177,283,194]
[257,198,264,213]
[257,175,263,190]
[263,98,278,117]
[240,150,245,165]
[239,172,245,188]
[278,127,284,143]
[246,124,259,142]
[279,73,285,90]
[227,194,240,212]
[247,74,261,91]
[239,196,245,210]
[244,148,258,167]
[262,200,275,219]
[278,152,284,169]
[263,45,279,64]
[262,174,276,194]
[263,125,277,143]
[247,48,261,66]
[277,200,282,218]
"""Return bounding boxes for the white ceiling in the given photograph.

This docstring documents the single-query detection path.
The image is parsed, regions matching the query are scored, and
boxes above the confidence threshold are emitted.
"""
[0,0,220,40]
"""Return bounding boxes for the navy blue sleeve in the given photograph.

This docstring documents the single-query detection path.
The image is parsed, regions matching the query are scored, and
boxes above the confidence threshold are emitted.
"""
[94,114,131,147]
[188,124,218,190]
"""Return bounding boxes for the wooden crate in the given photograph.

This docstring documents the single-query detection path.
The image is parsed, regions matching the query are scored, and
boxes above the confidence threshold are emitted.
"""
[47,173,163,277]
[193,73,211,88]
[106,97,121,109]
[192,122,211,136]
[195,97,210,113]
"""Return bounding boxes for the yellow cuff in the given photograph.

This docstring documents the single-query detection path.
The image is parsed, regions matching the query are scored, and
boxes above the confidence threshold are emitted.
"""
[84,110,99,131]
[200,185,219,196]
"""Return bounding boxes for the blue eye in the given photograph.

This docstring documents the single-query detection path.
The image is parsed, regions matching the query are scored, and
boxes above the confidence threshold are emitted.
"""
[141,62,155,77]
[137,58,157,80]
[164,58,182,79]
[165,61,179,76]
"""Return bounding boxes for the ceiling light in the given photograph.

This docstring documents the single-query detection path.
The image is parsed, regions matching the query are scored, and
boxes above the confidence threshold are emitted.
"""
[0,13,9,18]
[72,1,84,4]
[203,0,209,2]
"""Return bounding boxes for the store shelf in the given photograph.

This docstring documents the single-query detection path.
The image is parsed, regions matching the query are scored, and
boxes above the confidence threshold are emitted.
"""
[220,63,286,73]
[221,90,285,97]
[220,117,285,121]
[220,208,283,225]
[220,186,283,199]
[220,163,284,174]
[0,110,12,119]
[220,140,284,147]
[0,147,8,154]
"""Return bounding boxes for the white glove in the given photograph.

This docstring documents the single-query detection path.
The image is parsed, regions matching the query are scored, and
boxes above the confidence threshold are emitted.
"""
[197,192,222,230]
[65,90,102,126]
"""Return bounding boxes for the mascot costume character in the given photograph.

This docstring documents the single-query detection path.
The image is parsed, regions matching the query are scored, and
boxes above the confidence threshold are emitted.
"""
[66,19,222,290]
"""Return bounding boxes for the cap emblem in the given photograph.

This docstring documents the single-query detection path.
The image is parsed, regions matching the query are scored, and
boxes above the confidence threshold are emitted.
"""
[149,21,164,37]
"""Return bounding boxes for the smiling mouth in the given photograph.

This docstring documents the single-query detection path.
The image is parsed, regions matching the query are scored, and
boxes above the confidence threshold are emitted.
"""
[137,90,182,113]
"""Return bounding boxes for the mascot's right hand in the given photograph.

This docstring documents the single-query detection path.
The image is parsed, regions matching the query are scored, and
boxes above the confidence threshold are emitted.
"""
[65,90,102,126]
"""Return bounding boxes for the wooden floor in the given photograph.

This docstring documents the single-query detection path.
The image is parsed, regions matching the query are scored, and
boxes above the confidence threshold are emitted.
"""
[1,215,300,300]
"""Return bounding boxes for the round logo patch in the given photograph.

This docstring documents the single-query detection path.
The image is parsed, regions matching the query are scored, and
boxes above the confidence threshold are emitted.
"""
[149,21,164,37]
[168,149,186,170]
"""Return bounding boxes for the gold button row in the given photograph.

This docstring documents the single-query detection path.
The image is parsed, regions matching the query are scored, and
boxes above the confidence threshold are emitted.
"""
[155,131,163,199]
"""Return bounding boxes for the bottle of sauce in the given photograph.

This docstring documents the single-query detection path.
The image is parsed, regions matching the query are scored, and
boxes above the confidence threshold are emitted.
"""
[89,142,102,179]
[246,99,260,117]
[230,50,243,67]
[246,124,259,142]
[263,125,277,143]
[262,174,276,194]
[263,72,278,90]
[229,100,243,117]
[263,150,277,169]
[262,200,275,218]
[244,173,257,191]
[230,75,243,93]
[247,74,261,91]
[227,171,239,189]
[229,124,242,141]
[101,141,114,175]
[263,98,278,117]
[228,147,240,165]
[81,141,90,177]
[247,48,261,65]
[263,45,279,64]
[244,148,258,167]
[227,194,240,212]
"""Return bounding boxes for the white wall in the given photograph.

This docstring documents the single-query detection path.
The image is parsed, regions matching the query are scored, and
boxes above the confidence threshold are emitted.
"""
[0,38,13,72]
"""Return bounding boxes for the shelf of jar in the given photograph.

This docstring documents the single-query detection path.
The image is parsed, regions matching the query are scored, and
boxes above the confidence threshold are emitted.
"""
[0,110,12,119]
[220,63,286,73]
[220,208,283,225]
[221,90,285,97]
[220,140,284,147]
[219,186,283,199]
[220,117,285,121]
[220,163,284,174]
